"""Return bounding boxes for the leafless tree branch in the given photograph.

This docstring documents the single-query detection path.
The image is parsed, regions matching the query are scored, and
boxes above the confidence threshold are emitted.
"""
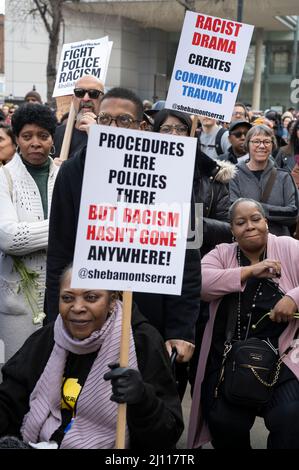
[176,0,196,11]
[32,0,51,35]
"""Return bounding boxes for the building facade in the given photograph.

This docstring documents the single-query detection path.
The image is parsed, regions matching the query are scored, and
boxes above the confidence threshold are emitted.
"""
[4,1,299,111]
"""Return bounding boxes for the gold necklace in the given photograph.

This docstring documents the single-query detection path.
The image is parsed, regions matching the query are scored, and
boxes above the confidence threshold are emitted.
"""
[237,247,266,340]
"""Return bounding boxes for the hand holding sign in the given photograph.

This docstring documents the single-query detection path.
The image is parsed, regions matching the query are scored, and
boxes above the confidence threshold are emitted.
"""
[76,111,98,133]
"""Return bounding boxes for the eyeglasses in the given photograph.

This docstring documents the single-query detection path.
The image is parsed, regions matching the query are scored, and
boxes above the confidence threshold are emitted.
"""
[73,88,104,99]
[97,113,140,128]
[230,130,248,138]
[232,112,246,118]
[159,124,189,135]
[250,139,273,147]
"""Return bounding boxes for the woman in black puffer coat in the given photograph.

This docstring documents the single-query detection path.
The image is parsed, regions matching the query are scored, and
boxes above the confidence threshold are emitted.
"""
[153,110,236,256]
[193,146,236,256]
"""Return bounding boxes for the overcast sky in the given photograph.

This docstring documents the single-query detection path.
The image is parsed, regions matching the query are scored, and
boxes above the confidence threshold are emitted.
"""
[0,1,4,14]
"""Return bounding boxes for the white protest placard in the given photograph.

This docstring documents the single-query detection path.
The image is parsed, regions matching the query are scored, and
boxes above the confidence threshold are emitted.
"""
[165,11,254,122]
[53,36,113,97]
[71,125,197,295]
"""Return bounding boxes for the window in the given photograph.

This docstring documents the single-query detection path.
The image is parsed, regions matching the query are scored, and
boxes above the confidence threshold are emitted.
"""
[242,45,265,81]
[270,46,291,74]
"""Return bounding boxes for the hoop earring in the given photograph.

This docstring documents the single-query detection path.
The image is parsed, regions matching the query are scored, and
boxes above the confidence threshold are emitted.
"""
[49,144,56,157]
[108,292,119,316]
[108,300,118,317]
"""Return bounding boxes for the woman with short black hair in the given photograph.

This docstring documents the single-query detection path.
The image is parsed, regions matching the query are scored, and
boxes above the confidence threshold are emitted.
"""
[11,103,57,138]
[0,265,183,449]
[0,104,58,362]
[189,198,299,449]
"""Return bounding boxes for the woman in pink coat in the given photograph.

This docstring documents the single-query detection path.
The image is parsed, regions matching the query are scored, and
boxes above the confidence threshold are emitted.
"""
[188,198,299,449]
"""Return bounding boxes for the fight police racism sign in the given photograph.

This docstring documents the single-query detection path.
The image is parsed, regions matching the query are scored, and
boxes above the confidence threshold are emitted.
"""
[53,36,112,97]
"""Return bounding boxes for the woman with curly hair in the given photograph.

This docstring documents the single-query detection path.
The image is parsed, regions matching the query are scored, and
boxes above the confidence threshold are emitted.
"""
[0,103,58,363]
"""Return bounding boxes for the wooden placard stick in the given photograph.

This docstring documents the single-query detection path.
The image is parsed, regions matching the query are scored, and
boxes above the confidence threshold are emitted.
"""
[115,290,133,449]
[59,101,76,161]
[190,115,198,138]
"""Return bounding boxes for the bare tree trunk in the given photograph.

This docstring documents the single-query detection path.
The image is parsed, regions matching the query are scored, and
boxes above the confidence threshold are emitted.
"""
[185,0,196,9]
[176,0,196,11]
[32,0,64,107]
[46,1,62,107]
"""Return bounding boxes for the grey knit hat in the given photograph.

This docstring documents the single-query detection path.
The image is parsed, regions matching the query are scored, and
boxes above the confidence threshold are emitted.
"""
[24,90,42,104]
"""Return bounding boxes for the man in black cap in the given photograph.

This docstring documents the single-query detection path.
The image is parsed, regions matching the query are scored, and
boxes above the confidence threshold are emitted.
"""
[219,120,252,164]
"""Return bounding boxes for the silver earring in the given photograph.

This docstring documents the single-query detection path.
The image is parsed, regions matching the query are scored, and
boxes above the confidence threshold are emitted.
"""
[49,144,56,157]
[16,144,21,155]
[108,302,116,316]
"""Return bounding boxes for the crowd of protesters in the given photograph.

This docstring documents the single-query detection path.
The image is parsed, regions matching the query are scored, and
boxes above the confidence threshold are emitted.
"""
[0,80,298,449]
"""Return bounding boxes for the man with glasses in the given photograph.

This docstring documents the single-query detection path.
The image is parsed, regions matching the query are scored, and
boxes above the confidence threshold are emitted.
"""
[231,102,250,123]
[54,75,104,160]
[219,120,252,164]
[46,88,201,388]
[47,88,144,321]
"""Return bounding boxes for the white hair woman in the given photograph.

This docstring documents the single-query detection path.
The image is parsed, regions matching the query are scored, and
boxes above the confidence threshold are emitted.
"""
[229,124,298,236]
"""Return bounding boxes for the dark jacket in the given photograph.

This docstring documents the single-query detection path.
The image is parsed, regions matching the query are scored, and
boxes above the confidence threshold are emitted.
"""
[54,124,87,159]
[230,159,298,236]
[0,307,183,449]
[46,146,201,343]
[275,144,296,172]
[193,151,236,256]
[218,146,242,165]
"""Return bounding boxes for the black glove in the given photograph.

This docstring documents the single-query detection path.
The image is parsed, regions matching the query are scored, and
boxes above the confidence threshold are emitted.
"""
[103,362,145,404]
